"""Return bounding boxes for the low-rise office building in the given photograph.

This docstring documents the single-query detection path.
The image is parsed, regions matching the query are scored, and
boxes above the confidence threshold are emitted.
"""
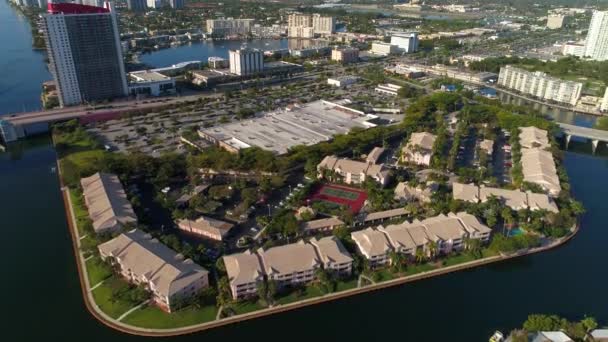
[98,229,210,312]
[401,132,437,166]
[327,76,359,87]
[370,42,398,55]
[128,70,176,97]
[317,155,391,186]
[375,83,402,96]
[81,172,137,234]
[223,250,264,300]
[176,216,235,241]
[207,56,228,69]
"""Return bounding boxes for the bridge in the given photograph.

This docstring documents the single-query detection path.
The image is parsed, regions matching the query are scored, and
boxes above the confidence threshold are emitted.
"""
[558,123,608,154]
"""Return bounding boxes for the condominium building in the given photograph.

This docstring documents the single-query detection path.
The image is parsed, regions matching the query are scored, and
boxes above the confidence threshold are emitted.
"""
[287,13,312,28]
[519,127,561,196]
[206,18,254,37]
[127,0,146,11]
[42,2,128,107]
[351,227,393,267]
[390,32,419,53]
[229,48,263,76]
[371,41,398,56]
[497,65,582,105]
[546,14,566,29]
[287,13,335,37]
[98,229,210,312]
[80,172,137,234]
[317,155,391,186]
[257,241,321,288]
[331,47,359,63]
[168,0,183,9]
[310,236,353,276]
[584,11,608,61]
[223,250,264,300]
[401,132,437,166]
[288,26,314,39]
[176,216,235,241]
[312,14,335,35]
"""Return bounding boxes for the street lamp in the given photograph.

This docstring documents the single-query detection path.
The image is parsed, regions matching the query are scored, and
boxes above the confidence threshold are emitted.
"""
[267,204,271,216]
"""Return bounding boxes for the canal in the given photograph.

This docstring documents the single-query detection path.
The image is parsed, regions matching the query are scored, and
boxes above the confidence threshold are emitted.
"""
[1,2,608,341]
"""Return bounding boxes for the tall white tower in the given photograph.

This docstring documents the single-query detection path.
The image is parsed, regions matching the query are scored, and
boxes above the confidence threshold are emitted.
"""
[584,11,608,61]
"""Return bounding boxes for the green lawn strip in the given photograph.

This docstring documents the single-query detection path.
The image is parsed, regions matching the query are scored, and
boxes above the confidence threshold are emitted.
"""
[403,262,437,276]
[275,285,325,305]
[91,277,137,319]
[122,304,218,329]
[230,300,266,315]
[442,253,476,267]
[375,269,396,282]
[86,256,112,285]
[335,278,358,292]
[69,190,90,235]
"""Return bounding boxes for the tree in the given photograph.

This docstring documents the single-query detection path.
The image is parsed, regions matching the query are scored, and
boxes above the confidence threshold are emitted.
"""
[389,251,406,274]
[415,247,426,264]
[595,116,608,131]
[257,281,268,302]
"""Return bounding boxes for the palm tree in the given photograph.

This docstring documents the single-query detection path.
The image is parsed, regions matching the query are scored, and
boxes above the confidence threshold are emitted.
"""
[427,241,439,260]
[415,247,426,264]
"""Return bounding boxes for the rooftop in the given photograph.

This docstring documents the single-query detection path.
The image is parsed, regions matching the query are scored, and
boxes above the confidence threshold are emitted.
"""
[223,250,263,287]
[129,70,171,83]
[257,240,321,275]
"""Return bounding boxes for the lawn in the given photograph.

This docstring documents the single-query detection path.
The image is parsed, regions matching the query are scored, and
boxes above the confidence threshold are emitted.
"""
[403,263,437,276]
[91,277,137,319]
[230,300,267,315]
[442,253,476,267]
[122,304,218,329]
[86,256,112,285]
[335,278,358,292]
[320,186,361,200]
[275,285,325,305]
[69,190,90,235]
[374,269,396,282]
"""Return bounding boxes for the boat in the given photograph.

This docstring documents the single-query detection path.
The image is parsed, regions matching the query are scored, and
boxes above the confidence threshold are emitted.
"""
[489,331,504,342]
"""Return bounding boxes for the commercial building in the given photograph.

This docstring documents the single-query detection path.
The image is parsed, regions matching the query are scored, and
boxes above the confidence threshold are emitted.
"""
[562,42,585,57]
[375,83,402,96]
[80,172,137,234]
[317,155,391,186]
[390,32,419,53]
[546,14,566,29]
[584,11,608,61]
[42,2,128,107]
[222,250,264,300]
[207,56,228,69]
[289,46,332,58]
[331,47,359,63]
[327,76,359,87]
[370,42,398,56]
[257,241,321,288]
[498,65,583,106]
[127,70,175,97]
[229,48,263,76]
[310,236,353,276]
[401,132,436,166]
[127,0,146,11]
[98,229,210,312]
[176,216,235,241]
[206,18,254,37]
[452,182,559,213]
[198,99,377,155]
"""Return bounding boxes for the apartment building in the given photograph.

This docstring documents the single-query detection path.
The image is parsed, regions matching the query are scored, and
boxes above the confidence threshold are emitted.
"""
[229,48,264,76]
[287,13,335,37]
[310,236,354,276]
[80,172,137,234]
[176,216,235,241]
[257,241,321,288]
[206,18,254,37]
[98,229,210,312]
[351,227,393,267]
[390,32,419,53]
[519,126,551,149]
[519,127,561,196]
[222,250,264,300]
[401,132,437,166]
[317,155,391,186]
[498,65,582,106]
[331,47,359,63]
[452,182,559,213]
[584,11,608,61]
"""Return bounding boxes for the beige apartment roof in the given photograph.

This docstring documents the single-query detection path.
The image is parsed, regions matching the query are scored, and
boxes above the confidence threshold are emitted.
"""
[80,172,137,233]
[366,146,386,164]
[521,148,561,194]
[379,224,417,251]
[526,191,559,213]
[98,229,208,299]
[407,132,437,151]
[394,182,435,202]
[519,126,550,149]
[480,186,528,209]
[177,216,234,237]
[310,236,353,265]
[257,240,321,275]
[302,216,345,231]
[363,207,409,222]
[318,155,389,180]
[223,250,263,287]
[452,182,480,202]
[420,214,467,241]
[351,227,392,257]
[402,221,431,247]
[450,212,492,235]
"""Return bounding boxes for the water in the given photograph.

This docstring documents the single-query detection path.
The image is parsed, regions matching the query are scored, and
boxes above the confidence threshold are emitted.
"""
[2,3,608,341]
[0,1,51,114]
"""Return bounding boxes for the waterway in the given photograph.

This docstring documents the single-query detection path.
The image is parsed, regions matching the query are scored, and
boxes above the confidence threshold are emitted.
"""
[2,3,608,341]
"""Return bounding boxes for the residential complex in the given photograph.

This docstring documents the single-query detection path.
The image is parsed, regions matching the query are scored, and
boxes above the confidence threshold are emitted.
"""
[310,236,353,276]
[176,216,235,241]
[498,65,583,106]
[222,250,264,300]
[229,48,264,76]
[98,229,210,312]
[331,47,359,63]
[452,183,559,213]
[519,127,561,196]
[353,212,492,266]
[206,19,254,37]
[390,32,419,53]
[584,11,608,61]
[287,13,335,38]
[42,2,128,106]
[317,155,391,186]
[198,99,377,155]
[257,241,321,288]
[80,172,137,234]
[394,182,436,203]
[401,132,437,166]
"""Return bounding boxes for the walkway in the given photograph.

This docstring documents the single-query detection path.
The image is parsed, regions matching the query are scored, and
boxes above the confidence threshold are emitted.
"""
[358,274,375,287]
[117,300,150,322]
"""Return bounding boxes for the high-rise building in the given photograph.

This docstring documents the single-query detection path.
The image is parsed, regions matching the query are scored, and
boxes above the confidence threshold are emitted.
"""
[584,11,608,61]
[42,2,128,107]
[288,13,312,28]
[127,0,147,11]
[331,47,359,63]
[390,32,419,53]
[168,0,183,9]
[206,19,254,37]
[287,13,335,37]
[80,0,104,7]
[146,0,161,9]
[546,14,566,29]
[229,48,263,76]
[498,66,582,106]
[312,14,335,35]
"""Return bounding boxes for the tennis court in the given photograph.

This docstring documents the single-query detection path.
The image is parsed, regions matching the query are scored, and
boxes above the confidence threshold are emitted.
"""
[308,184,368,213]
